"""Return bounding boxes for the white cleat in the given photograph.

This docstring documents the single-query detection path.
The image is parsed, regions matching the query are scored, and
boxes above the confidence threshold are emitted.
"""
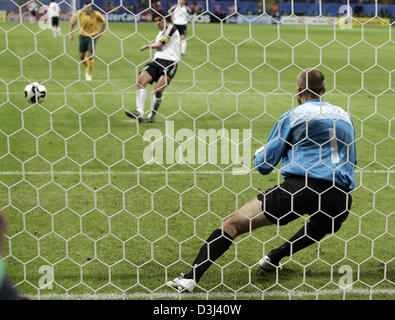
[166,274,196,293]
[85,68,92,81]
[258,255,282,272]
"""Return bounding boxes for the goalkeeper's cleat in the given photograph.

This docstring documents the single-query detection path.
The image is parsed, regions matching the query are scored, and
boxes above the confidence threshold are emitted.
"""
[125,109,145,122]
[144,116,155,123]
[258,255,282,272]
[166,274,196,293]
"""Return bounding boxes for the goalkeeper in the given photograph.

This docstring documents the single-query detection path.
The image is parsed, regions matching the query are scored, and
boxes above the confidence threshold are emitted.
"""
[0,211,24,299]
[69,1,106,81]
[167,68,357,293]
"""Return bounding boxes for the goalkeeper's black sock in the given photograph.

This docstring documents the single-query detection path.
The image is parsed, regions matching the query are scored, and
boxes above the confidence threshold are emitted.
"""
[184,229,233,283]
[268,222,326,265]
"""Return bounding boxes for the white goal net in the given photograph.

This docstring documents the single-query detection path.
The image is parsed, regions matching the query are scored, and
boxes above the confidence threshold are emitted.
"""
[0,0,393,300]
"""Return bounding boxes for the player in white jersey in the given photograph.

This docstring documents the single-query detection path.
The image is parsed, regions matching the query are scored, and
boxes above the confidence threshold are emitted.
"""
[168,0,191,55]
[28,0,40,24]
[48,0,61,38]
[125,11,180,123]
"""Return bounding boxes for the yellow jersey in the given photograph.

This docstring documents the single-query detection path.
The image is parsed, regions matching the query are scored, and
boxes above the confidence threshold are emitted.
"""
[70,10,106,37]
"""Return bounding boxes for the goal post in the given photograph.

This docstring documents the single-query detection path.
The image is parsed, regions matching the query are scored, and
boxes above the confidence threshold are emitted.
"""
[0,0,393,300]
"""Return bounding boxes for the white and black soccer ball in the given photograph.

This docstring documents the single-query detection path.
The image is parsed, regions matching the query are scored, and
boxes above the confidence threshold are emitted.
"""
[24,82,47,104]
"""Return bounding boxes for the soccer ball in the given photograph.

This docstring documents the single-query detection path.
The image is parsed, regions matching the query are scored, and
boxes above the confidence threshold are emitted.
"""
[24,82,47,103]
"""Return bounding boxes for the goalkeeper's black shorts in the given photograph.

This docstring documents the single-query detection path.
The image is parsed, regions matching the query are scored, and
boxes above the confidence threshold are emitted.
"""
[257,175,352,230]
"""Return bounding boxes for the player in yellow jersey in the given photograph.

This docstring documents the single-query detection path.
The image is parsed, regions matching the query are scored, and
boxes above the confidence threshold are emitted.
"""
[69,1,106,81]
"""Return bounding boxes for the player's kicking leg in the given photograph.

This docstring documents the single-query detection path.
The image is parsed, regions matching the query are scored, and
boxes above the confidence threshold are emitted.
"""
[125,70,152,122]
[167,197,273,292]
[145,74,169,123]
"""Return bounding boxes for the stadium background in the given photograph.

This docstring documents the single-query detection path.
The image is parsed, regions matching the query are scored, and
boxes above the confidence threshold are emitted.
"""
[1,0,395,19]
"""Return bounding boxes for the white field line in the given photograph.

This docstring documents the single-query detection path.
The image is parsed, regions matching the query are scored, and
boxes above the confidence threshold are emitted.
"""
[0,170,393,175]
[8,90,395,96]
[14,79,271,84]
[27,288,395,300]
[5,91,342,97]
[6,79,325,85]
[8,79,395,96]
[10,78,395,88]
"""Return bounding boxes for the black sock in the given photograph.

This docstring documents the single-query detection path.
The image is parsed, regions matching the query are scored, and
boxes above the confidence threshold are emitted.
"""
[149,98,161,119]
[184,229,233,282]
[268,222,327,265]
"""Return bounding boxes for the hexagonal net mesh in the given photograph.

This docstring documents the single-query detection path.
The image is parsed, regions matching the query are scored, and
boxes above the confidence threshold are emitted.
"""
[0,0,393,300]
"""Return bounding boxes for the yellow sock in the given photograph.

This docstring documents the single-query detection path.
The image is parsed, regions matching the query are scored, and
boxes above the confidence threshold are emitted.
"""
[82,56,88,68]
[88,58,94,76]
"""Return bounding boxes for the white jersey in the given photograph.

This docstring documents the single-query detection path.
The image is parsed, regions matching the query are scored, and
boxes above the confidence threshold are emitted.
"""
[48,2,60,18]
[154,24,180,62]
[29,1,40,12]
[168,5,191,25]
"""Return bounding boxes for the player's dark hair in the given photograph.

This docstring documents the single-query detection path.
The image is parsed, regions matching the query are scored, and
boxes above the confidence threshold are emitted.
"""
[297,68,325,98]
[152,10,170,22]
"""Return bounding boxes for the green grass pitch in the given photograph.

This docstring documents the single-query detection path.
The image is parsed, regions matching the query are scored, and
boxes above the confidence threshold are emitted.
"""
[0,20,394,300]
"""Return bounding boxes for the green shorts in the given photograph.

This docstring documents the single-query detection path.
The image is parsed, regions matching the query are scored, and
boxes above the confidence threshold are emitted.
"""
[79,35,97,54]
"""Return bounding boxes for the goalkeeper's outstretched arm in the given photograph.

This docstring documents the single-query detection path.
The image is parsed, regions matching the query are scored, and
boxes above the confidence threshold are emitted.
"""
[253,112,292,175]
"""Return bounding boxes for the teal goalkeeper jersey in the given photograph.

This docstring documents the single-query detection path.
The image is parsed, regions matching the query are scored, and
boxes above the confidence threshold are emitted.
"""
[253,99,357,190]
[0,257,5,287]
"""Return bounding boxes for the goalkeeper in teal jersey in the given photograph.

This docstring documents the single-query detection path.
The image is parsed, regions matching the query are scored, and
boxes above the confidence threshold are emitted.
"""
[167,68,357,293]
[0,211,24,300]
